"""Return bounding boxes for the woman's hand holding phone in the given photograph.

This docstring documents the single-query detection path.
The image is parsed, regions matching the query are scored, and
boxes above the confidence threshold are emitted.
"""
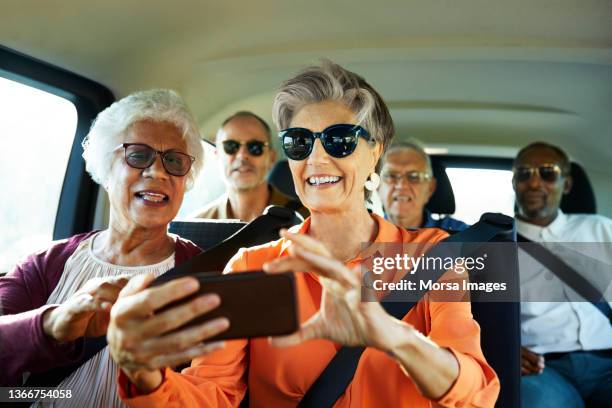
[107,274,229,393]
[263,229,414,353]
[263,230,461,399]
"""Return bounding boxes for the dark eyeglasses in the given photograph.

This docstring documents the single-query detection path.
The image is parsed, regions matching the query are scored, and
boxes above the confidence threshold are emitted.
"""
[279,124,372,161]
[116,143,195,176]
[381,170,432,185]
[221,140,269,156]
[513,164,564,183]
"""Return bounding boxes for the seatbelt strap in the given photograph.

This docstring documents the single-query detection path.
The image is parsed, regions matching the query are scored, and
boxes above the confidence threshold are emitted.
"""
[517,234,612,323]
[25,206,300,388]
[157,206,301,282]
[284,198,303,213]
[298,213,515,408]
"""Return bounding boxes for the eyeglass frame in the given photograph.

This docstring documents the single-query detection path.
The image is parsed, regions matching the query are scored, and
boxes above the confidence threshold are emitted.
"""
[381,170,433,185]
[114,143,195,176]
[512,163,567,183]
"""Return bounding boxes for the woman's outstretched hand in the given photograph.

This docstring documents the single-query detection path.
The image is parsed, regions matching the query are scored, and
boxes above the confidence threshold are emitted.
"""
[43,275,129,342]
[263,230,412,352]
[107,274,229,393]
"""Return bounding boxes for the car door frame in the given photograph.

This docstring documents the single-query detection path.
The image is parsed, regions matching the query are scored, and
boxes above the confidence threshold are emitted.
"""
[1,45,115,240]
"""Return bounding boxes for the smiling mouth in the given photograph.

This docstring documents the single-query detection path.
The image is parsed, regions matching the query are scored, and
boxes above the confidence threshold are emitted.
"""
[307,176,342,186]
[524,191,546,200]
[393,196,413,202]
[136,192,168,203]
[233,167,254,173]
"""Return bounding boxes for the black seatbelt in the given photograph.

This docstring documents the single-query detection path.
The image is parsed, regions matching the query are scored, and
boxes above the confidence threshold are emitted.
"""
[517,234,612,323]
[298,213,515,408]
[25,205,301,388]
[284,198,304,213]
[159,205,302,280]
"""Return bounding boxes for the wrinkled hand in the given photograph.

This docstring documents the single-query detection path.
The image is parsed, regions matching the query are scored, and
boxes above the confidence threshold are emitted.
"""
[521,346,544,375]
[43,275,129,342]
[264,230,412,352]
[107,274,229,393]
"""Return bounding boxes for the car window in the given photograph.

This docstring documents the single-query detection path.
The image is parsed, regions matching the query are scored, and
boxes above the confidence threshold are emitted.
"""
[0,76,77,273]
[176,141,225,219]
[446,167,515,224]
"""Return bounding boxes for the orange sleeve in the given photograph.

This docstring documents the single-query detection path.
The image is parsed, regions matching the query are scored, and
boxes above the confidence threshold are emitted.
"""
[410,228,499,407]
[428,300,500,408]
[119,249,252,408]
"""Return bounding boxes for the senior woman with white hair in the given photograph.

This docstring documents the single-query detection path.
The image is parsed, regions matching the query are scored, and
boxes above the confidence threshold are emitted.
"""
[109,62,500,407]
[0,89,221,407]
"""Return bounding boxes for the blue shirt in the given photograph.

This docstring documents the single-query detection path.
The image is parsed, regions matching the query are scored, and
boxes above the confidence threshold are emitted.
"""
[422,209,470,233]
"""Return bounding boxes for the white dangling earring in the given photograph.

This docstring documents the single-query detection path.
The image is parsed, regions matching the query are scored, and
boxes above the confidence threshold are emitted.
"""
[364,172,380,191]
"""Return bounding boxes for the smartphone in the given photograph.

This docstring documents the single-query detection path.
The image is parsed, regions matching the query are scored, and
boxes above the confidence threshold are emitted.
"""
[151,271,299,341]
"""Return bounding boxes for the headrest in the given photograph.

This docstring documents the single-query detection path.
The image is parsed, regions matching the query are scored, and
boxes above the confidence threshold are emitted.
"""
[426,162,456,215]
[560,162,596,214]
[169,219,246,251]
[268,160,299,200]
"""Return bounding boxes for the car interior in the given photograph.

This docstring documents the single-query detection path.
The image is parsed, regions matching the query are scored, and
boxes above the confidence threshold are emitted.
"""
[1,1,611,407]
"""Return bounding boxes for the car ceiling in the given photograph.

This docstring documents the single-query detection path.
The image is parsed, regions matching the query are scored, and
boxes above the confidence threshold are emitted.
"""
[2,1,611,171]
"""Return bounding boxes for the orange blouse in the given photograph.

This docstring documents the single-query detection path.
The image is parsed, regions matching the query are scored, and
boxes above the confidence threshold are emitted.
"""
[119,214,500,407]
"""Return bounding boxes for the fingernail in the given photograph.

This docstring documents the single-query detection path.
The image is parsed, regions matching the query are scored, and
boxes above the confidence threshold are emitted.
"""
[199,295,220,307]
[184,279,198,291]
[216,318,230,329]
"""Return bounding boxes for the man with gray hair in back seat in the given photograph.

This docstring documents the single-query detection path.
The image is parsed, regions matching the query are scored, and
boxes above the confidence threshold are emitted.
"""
[378,139,469,232]
[514,141,612,408]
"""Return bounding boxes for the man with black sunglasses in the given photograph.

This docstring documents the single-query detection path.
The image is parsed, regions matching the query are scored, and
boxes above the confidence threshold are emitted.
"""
[514,142,612,408]
[192,111,307,221]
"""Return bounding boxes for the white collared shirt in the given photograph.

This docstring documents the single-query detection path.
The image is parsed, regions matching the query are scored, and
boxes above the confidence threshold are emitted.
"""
[518,210,612,354]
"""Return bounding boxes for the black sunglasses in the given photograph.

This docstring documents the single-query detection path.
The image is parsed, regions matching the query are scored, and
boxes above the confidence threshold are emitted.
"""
[221,140,269,156]
[116,143,195,176]
[279,124,372,161]
[513,164,564,183]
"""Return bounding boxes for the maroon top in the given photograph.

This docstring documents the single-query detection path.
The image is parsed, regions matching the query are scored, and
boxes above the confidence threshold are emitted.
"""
[0,231,201,386]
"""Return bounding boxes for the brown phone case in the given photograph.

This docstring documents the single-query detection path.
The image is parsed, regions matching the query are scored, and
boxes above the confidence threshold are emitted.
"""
[152,271,299,341]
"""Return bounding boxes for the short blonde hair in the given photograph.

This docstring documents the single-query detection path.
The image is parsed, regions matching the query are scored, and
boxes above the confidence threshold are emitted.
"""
[272,60,394,200]
[272,60,395,165]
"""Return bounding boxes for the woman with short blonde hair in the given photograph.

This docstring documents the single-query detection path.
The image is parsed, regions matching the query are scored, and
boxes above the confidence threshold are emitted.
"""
[109,63,500,408]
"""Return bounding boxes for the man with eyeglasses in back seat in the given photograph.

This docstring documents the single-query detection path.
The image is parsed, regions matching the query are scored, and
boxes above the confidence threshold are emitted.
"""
[514,141,612,408]
[192,111,307,222]
[378,139,469,232]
